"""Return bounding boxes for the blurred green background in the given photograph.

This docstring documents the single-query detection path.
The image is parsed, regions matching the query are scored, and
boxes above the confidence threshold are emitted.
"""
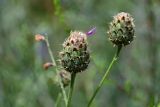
[0,0,160,107]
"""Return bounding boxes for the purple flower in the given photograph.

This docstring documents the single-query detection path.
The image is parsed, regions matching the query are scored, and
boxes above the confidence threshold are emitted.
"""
[86,27,96,36]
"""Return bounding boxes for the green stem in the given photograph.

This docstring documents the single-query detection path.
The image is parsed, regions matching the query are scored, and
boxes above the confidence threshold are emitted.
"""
[55,93,62,107]
[45,36,56,66]
[59,75,68,106]
[87,45,122,107]
[67,73,76,107]
[45,36,68,107]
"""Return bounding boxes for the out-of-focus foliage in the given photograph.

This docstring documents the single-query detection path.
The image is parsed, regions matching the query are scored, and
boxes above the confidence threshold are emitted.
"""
[0,0,160,107]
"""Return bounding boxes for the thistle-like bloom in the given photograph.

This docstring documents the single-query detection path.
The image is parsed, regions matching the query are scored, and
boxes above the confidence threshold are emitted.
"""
[59,31,90,73]
[107,12,135,46]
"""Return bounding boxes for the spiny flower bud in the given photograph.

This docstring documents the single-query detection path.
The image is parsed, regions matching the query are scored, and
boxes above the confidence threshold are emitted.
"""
[59,31,90,73]
[59,70,71,87]
[107,12,135,46]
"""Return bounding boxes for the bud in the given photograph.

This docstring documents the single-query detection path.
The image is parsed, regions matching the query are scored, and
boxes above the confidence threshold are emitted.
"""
[107,12,135,46]
[43,62,54,70]
[59,31,90,73]
[59,70,71,87]
[35,34,45,41]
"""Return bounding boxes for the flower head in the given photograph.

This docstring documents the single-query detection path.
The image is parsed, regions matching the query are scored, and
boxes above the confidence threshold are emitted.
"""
[107,12,135,46]
[59,31,90,73]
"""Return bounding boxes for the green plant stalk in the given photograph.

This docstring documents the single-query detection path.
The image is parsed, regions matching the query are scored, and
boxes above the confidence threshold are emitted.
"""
[45,37,56,66]
[55,93,62,107]
[87,45,122,107]
[67,73,76,107]
[59,74,68,106]
[45,37,68,106]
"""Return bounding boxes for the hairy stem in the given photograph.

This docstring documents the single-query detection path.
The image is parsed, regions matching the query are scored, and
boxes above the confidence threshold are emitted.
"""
[45,36,68,107]
[67,73,76,107]
[45,37,56,66]
[59,75,68,106]
[87,45,122,107]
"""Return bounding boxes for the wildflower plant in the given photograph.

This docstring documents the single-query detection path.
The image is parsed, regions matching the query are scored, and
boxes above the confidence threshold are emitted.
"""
[35,28,95,107]
[59,30,93,107]
[87,12,135,107]
[35,12,135,107]
[35,34,68,106]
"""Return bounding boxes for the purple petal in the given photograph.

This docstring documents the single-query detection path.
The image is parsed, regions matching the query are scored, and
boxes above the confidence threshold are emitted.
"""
[86,27,96,36]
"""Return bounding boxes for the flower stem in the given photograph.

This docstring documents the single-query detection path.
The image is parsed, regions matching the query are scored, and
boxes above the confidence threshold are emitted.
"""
[67,73,76,107]
[45,36,56,66]
[55,93,62,107]
[59,75,68,106]
[45,36,68,107]
[87,45,122,107]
